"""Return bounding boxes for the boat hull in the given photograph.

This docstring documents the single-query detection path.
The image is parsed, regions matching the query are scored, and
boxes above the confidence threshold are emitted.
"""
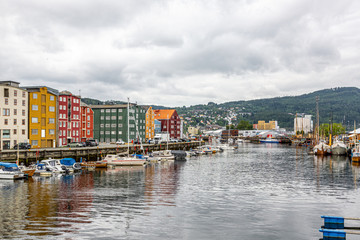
[81,161,107,168]
[0,172,25,180]
[107,160,146,166]
[331,146,347,156]
[22,169,36,177]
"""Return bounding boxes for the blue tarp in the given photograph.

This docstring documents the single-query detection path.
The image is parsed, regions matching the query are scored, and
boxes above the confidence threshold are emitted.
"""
[0,162,19,168]
[60,158,76,166]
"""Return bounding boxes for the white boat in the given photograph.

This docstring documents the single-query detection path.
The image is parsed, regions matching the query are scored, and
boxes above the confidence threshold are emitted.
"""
[39,158,68,173]
[60,158,82,172]
[151,150,175,161]
[331,141,347,156]
[103,154,147,166]
[218,144,237,150]
[0,163,25,180]
[236,139,244,143]
[34,163,53,176]
[313,142,331,155]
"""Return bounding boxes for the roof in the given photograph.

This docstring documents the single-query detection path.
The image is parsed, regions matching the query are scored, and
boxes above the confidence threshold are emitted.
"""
[21,86,59,95]
[154,109,176,120]
[0,81,20,87]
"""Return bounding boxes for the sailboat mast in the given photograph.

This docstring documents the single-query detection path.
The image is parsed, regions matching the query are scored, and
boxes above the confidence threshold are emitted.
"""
[127,97,130,156]
[316,96,320,144]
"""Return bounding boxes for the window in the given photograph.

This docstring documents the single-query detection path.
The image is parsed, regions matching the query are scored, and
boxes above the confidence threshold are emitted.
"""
[22,119,25,125]
[49,129,55,135]
[118,124,123,127]
[49,118,55,124]
[13,119,17,125]
[14,90,17,97]
[87,122,90,127]
[118,131,122,134]
[32,117,38,123]
[100,116,104,120]
[22,110,25,116]
[101,109,104,113]
[87,130,90,135]
[100,131,104,135]
[49,106,55,112]
[4,88,9,97]
[100,124,104,128]
[4,119,8,125]
[87,116,90,120]
[106,109,110,113]
[76,122,79,127]
[3,108,10,116]
[63,130,65,136]
[32,105,38,110]
[111,124,116,128]
[13,109,17,115]
[22,100,25,106]
[5,98,8,105]
[41,129,45,138]
[105,124,110,128]
[105,131,110,135]
[111,109,117,113]
[22,92,26,98]
[118,116,123,120]
[111,131,115,135]
[31,140,38,146]
[14,99,17,105]
[33,93,38,99]
[59,131,62,136]
[50,95,54,101]
[111,116,116,120]
[22,129,25,135]
[32,129,38,135]
[106,116,110,120]
[2,129,10,138]
[119,109,122,112]
[87,108,90,113]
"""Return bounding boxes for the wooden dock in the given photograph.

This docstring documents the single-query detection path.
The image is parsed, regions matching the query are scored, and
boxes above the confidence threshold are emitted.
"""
[0,141,203,164]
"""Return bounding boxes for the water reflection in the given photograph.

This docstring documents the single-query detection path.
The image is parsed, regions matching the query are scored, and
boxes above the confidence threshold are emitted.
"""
[0,145,359,239]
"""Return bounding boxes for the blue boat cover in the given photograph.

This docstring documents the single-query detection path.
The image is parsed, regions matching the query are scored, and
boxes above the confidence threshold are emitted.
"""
[0,162,18,168]
[60,158,76,166]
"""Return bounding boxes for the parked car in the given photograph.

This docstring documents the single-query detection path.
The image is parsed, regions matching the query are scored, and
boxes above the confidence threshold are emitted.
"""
[116,139,125,145]
[67,142,84,148]
[13,143,31,149]
[85,139,98,147]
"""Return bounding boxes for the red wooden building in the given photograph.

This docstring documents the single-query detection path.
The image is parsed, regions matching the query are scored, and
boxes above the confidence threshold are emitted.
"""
[81,104,94,142]
[58,91,81,146]
[153,109,181,139]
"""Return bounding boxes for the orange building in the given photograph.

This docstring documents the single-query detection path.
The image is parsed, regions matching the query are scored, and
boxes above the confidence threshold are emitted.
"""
[145,106,155,140]
[23,86,58,148]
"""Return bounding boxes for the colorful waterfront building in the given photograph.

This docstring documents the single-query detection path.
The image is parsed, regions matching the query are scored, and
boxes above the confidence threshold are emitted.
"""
[145,106,155,140]
[153,109,181,139]
[257,120,279,130]
[22,86,58,148]
[80,103,94,142]
[58,91,81,146]
[0,81,29,150]
[91,103,146,143]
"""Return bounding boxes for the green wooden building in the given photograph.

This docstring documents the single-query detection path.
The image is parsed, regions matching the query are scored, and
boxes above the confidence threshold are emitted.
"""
[90,104,146,143]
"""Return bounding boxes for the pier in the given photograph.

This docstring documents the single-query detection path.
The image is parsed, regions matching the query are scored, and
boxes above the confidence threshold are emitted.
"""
[0,141,203,164]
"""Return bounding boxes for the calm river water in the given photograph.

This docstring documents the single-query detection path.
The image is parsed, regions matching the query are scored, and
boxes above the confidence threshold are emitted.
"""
[1,144,360,240]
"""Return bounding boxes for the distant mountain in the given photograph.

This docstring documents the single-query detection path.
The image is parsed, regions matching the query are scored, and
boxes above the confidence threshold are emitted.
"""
[176,87,360,131]
[81,97,168,109]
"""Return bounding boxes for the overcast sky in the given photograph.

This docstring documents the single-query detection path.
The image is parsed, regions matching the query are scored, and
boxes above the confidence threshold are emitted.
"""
[1,0,360,107]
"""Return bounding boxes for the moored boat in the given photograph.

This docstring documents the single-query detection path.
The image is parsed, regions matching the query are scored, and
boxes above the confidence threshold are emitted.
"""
[0,162,25,180]
[60,158,82,172]
[80,161,107,168]
[352,144,360,163]
[313,142,331,156]
[103,154,147,166]
[331,141,348,156]
[39,158,69,173]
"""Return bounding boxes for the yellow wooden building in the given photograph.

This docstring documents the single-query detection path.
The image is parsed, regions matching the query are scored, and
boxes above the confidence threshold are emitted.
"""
[145,106,155,140]
[24,86,58,148]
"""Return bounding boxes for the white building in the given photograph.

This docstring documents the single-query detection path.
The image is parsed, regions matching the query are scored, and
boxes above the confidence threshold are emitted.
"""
[0,81,29,150]
[294,115,313,134]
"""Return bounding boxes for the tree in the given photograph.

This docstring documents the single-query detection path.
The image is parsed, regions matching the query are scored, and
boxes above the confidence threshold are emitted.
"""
[319,123,346,137]
[236,120,253,130]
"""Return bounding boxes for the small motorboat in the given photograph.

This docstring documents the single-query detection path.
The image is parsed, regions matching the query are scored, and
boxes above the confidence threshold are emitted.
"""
[103,154,147,166]
[39,158,69,174]
[80,161,107,168]
[60,158,82,172]
[0,162,25,180]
